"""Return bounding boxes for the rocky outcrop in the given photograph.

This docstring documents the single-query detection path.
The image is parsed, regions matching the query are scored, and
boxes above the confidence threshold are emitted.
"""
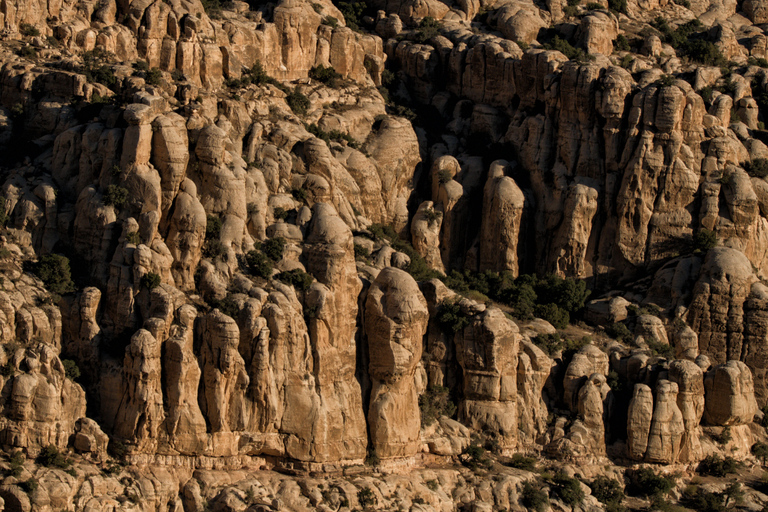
[704,360,759,426]
[456,306,521,451]
[365,267,429,458]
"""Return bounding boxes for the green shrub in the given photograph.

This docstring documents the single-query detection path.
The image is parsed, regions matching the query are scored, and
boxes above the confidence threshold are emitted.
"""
[533,333,562,356]
[291,187,308,202]
[202,239,226,259]
[415,16,440,43]
[544,36,593,62]
[608,0,627,13]
[276,269,313,291]
[144,68,162,86]
[754,441,768,465]
[461,444,490,470]
[586,2,602,8]
[693,229,717,252]
[7,451,24,477]
[418,385,456,426]
[244,250,273,278]
[34,254,76,295]
[358,487,376,507]
[520,481,549,512]
[140,272,161,290]
[354,244,370,261]
[261,237,286,262]
[209,295,240,319]
[648,338,674,359]
[534,303,569,329]
[133,60,149,72]
[590,476,625,506]
[364,449,379,466]
[673,0,690,6]
[437,300,470,334]
[322,15,339,28]
[606,322,632,343]
[614,34,631,52]
[286,89,310,116]
[508,453,537,471]
[103,185,129,207]
[0,362,13,377]
[107,439,127,462]
[626,467,674,497]
[19,478,37,494]
[62,359,81,381]
[37,445,70,469]
[309,64,342,87]
[712,425,731,445]
[698,454,738,476]
[206,215,222,240]
[82,49,116,89]
[18,45,36,60]
[336,0,367,31]
[273,207,289,220]
[126,231,141,245]
[745,158,768,178]
[551,472,584,506]
[20,23,39,37]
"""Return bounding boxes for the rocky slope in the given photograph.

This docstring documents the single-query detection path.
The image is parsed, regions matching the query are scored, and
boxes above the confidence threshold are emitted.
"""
[1,0,768,509]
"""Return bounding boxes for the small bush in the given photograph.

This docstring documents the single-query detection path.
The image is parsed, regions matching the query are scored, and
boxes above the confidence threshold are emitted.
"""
[508,453,537,471]
[698,454,738,477]
[144,68,162,86]
[364,449,379,466]
[276,269,313,291]
[286,89,310,116]
[140,272,161,290]
[261,237,286,262]
[614,34,631,52]
[520,481,549,512]
[244,250,273,278]
[322,15,339,28]
[461,444,490,470]
[437,300,470,334]
[673,0,690,6]
[533,333,562,356]
[37,445,70,469]
[606,321,632,343]
[415,16,440,43]
[34,254,76,295]
[209,295,240,319]
[291,187,308,202]
[273,207,289,220]
[19,478,37,494]
[126,231,141,245]
[590,476,625,506]
[712,426,732,445]
[551,472,584,507]
[354,244,370,261]
[648,338,674,359]
[206,215,222,240]
[309,64,342,87]
[202,239,226,259]
[608,0,627,13]
[62,359,81,381]
[626,467,674,497]
[358,487,377,507]
[544,36,593,62]
[107,439,127,462]
[693,229,717,252]
[19,23,39,37]
[534,303,569,329]
[586,2,603,8]
[103,185,129,207]
[753,441,768,465]
[133,60,149,71]
[419,385,456,427]
[745,158,768,178]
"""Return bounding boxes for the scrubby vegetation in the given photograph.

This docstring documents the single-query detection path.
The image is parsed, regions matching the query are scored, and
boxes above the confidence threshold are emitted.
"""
[626,468,674,497]
[698,454,739,477]
[418,385,456,426]
[650,18,725,66]
[520,481,549,512]
[31,254,76,295]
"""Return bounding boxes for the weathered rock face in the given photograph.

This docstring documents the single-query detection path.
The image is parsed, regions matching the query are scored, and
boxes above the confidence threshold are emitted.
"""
[365,267,429,458]
[668,359,705,462]
[627,383,653,460]
[456,306,521,451]
[644,380,684,464]
[704,360,759,426]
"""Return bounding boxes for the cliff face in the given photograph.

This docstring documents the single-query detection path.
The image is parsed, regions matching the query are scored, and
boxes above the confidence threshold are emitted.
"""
[2,0,768,508]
